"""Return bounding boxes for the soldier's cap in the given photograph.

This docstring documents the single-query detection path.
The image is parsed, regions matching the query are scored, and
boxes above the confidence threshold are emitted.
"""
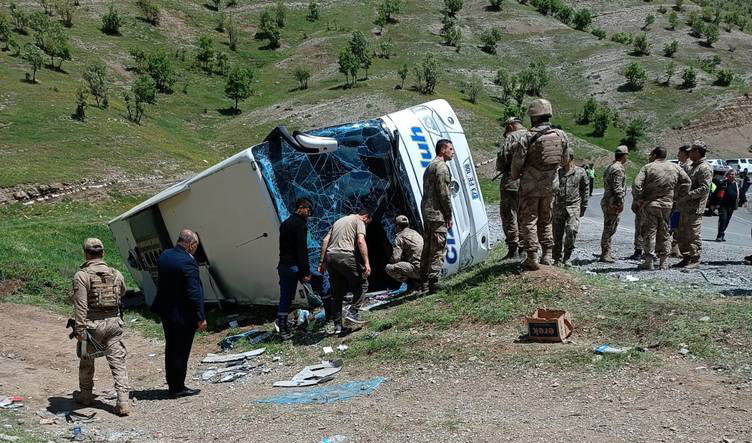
[615,145,629,155]
[83,238,103,251]
[395,215,409,226]
[690,140,707,151]
[679,144,692,153]
[504,117,522,125]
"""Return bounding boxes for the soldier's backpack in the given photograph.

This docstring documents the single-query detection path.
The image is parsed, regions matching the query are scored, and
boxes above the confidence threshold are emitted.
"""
[85,267,121,309]
[529,126,564,170]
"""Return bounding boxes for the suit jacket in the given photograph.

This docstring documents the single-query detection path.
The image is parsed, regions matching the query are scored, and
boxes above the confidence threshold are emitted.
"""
[152,246,205,326]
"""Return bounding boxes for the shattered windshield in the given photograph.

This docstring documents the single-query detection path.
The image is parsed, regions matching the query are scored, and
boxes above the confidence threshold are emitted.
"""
[253,120,420,282]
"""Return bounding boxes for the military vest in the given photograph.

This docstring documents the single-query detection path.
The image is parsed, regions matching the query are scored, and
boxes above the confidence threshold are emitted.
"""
[529,127,564,171]
[85,267,121,309]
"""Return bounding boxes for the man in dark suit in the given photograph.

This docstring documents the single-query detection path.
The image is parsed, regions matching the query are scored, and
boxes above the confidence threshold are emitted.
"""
[152,229,206,398]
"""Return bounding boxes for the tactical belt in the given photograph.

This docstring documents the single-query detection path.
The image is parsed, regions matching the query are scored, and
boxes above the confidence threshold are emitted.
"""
[87,309,120,320]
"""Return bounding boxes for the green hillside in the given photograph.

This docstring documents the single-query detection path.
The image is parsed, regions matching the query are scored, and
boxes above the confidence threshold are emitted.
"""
[1,0,750,191]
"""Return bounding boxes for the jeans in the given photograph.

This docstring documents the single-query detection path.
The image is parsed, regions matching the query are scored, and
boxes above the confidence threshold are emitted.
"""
[718,207,735,238]
[277,264,300,317]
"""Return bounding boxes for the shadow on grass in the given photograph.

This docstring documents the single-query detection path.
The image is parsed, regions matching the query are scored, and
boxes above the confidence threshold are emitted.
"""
[217,107,241,116]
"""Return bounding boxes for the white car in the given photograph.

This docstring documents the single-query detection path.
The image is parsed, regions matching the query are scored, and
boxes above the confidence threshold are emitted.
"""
[726,158,752,173]
[706,159,730,176]
[109,100,490,307]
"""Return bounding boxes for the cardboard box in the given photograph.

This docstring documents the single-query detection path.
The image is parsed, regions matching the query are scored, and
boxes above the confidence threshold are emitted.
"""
[525,309,573,342]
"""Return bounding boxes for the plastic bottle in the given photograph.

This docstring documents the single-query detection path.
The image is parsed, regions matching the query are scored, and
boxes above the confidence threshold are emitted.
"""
[321,436,348,443]
[73,425,84,441]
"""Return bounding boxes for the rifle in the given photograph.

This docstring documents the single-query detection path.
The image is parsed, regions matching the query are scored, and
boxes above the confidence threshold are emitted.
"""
[66,318,107,359]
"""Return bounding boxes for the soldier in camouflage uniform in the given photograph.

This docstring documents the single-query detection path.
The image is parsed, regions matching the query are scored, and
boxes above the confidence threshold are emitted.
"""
[419,139,454,293]
[385,215,424,291]
[552,152,589,266]
[72,238,130,416]
[670,145,692,257]
[675,141,713,269]
[632,147,691,270]
[629,201,644,261]
[599,146,629,263]
[511,99,571,270]
[496,117,525,260]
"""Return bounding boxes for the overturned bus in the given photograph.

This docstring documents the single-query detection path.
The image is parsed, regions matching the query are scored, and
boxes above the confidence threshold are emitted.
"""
[109,99,490,307]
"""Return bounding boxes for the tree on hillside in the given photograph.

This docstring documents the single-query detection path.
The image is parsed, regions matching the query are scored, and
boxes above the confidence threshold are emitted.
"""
[578,96,598,124]
[465,76,483,104]
[443,0,463,18]
[592,106,610,137]
[214,51,229,75]
[663,39,678,57]
[22,43,44,83]
[55,0,75,28]
[668,11,679,30]
[681,66,696,89]
[632,32,651,55]
[377,36,394,58]
[380,0,401,22]
[624,62,647,90]
[704,23,720,47]
[374,6,387,34]
[349,31,373,79]
[275,0,286,28]
[224,65,254,112]
[226,16,238,51]
[83,60,110,108]
[39,0,53,16]
[146,49,176,92]
[196,34,215,73]
[479,27,503,54]
[642,14,655,31]
[101,4,123,35]
[414,53,439,94]
[0,13,14,50]
[623,117,647,150]
[664,61,676,85]
[519,60,549,96]
[573,8,592,31]
[124,74,156,124]
[557,5,574,25]
[337,47,358,87]
[494,67,518,103]
[136,0,160,26]
[259,9,281,48]
[397,62,408,89]
[489,0,504,12]
[293,66,311,90]
[441,13,461,50]
[715,69,733,87]
[307,1,320,22]
[36,21,71,70]
[9,3,29,34]
[72,84,87,121]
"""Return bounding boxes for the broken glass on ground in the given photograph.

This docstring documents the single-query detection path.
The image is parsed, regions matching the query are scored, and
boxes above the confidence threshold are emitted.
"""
[272,360,343,388]
[200,361,264,383]
[220,329,274,351]
[257,377,385,405]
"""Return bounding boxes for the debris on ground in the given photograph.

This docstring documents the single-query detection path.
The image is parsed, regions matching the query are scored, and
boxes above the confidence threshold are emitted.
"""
[679,345,691,356]
[624,275,640,282]
[200,361,264,383]
[202,348,265,364]
[220,329,273,351]
[258,377,385,405]
[523,309,573,342]
[65,411,97,424]
[699,316,710,322]
[273,360,343,388]
[359,284,410,311]
[0,433,20,442]
[322,346,334,355]
[321,436,349,443]
[594,344,632,355]
[0,396,23,409]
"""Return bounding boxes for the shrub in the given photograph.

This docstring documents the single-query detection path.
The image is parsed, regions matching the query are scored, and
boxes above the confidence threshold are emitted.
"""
[704,23,719,47]
[101,4,122,35]
[293,66,311,90]
[136,0,160,26]
[572,8,592,31]
[494,67,517,102]
[442,16,461,48]
[624,62,647,90]
[643,14,655,30]
[226,17,238,50]
[658,5,667,14]
[465,76,483,104]
[414,53,439,94]
[519,60,549,97]
[611,32,633,45]
[275,0,286,28]
[715,69,733,86]
[195,35,214,73]
[623,117,647,149]
[557,5,574,25]
[674,0,683,12]
[73,84,87,121]
[82,60,109,108]
[9,3,28,34]
[681,66,697,88]
[632,32,651,55]
[578,96,598,124]
[699,55,720,73]
[489,0,503,11]
[664,61,676,85]
[307,1,320,22]
[213,51,229,75]
[124,74,156,124]
[591,28,607,40]
[397,63,408,89]
[443,0,464,18]
[259,9,281,48]
[592,106,610,137]
[129,47,146,72]
[146,49,176,92]
[22,43,44,83]
[224,65,254,112]
[663,39,678,57]
[668,11,679,30]
[690,16,705,37]
[377,36,394,59]
[479,27,503,54]
[212,0,221,11]
[380,0,401,22]
[56,0,74,28]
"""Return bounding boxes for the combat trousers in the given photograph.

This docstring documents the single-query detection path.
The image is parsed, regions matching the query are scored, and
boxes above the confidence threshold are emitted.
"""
[385,262,419,283]
[79,316,129,395]
[419,221,448,284]
[634,208,644,251]
[642,206,672,259]
[600,201,622,253]
[499,189,519,247]
[326,251,368,324]
[162,320,196,394]
[519,194,554,253]
[552,206,580,260]
[678,212,703,258]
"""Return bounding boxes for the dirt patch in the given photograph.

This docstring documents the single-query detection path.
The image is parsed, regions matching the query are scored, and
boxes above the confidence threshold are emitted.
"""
[160,9,198,45]
[0,279,24,297]
[519,265,581,296]
[274,36,335,71]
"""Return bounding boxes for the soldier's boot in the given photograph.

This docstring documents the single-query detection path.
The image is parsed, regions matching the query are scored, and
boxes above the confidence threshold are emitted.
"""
[659,257,669,270]
[75,390,94,406]
[503,244,519,260]
[670,244,681,257]
[115,392,129,417]
[685,256,700,269]
[522,252,540,271]
[562,250,573,267]
[672,257,690,268]
[540,249,553,266]
[599,250,616,263]
[638,256,654,271]
[628,249,643,260]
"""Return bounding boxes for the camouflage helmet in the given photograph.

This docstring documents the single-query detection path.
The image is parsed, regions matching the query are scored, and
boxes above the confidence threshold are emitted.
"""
[527,99,553,118]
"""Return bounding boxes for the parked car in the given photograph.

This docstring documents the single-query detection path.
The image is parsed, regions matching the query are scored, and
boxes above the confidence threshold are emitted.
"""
[109,100,490,307]
[725,158,752,173]
[706,158,730,177]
